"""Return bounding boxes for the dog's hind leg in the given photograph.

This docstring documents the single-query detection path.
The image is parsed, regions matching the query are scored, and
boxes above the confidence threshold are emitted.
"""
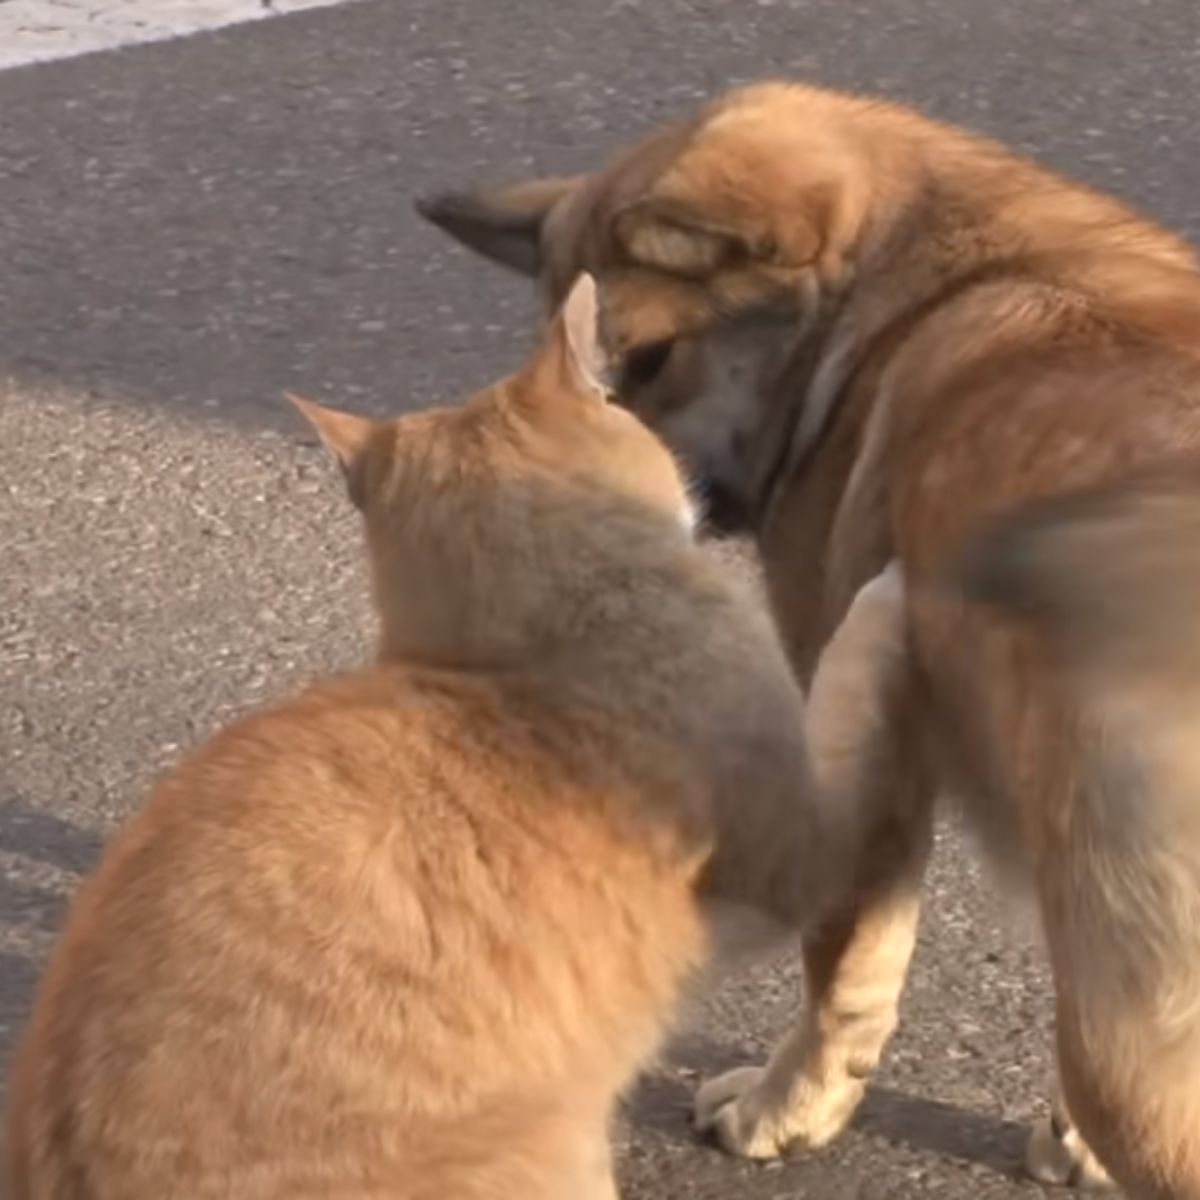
[1027,704,1200,1198]
[694,564,937,1159]
[1035,793,1200,1199]
[959,469,1200,1197]
[1026,1076,1114,1190]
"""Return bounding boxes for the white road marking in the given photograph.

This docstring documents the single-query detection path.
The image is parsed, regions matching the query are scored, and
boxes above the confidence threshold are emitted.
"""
[0,0,361,72]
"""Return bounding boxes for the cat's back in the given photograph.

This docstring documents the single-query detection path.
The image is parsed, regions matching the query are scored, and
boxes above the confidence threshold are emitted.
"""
[6,664,704,1199]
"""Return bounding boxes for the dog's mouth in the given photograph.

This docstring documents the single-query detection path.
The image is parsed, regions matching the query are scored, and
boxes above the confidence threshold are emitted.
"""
[700,478,753,538]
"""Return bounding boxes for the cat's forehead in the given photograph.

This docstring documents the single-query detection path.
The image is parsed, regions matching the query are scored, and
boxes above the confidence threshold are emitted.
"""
[386,404,471,448]
[371,396,506,479]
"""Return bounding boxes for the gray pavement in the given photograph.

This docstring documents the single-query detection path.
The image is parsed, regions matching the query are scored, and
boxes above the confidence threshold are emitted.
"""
[2,1,1198,1195]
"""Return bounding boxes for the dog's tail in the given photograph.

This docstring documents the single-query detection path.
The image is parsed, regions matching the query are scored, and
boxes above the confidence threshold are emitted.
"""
[956,464,1200,688]
[956,466,1200,1193]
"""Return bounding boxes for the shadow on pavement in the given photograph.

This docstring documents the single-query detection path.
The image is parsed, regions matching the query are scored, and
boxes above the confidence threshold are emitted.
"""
[0,0,545,437]
[0,798,105,876]
[0,801,102,1092]
[0,951,40,1013]
[0,0,1195,438]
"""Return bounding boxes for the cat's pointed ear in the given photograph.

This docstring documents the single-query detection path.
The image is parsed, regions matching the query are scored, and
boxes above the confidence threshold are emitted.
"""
[286,392,375,509]
[560,272,613,396]
[524,273,614,404]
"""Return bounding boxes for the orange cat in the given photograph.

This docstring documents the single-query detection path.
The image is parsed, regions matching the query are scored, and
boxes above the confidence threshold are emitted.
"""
[4,276,904,1199]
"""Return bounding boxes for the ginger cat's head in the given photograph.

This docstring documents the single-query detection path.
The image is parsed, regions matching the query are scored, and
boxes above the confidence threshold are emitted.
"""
[291,275,697,665]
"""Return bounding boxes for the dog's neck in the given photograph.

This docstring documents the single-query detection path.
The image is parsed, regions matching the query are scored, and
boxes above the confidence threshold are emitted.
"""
[746,198,934,527]
[748,127,1184,532]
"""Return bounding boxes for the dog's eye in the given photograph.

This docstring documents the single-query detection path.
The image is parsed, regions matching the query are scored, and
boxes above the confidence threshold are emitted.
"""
[620,340,674,390]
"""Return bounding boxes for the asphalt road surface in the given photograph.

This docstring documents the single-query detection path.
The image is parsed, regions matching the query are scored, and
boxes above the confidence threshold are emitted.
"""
[2,2,1199,1196]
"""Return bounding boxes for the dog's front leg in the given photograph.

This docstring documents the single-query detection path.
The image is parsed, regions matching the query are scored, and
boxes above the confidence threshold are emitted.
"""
[695,564,937,1159]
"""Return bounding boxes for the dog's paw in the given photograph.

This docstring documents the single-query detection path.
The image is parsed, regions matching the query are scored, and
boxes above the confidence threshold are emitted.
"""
[692,1065,862,1160]
[1026,1113,1115,1190]
[693,1067,782,1159]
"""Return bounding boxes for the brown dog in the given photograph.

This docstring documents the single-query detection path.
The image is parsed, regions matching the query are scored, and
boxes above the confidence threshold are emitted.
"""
[419,82,1200,1197]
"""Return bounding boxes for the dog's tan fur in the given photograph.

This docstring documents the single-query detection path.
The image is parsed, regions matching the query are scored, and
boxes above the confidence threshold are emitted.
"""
[3,276,907,1200]
[420,82,1200,1197]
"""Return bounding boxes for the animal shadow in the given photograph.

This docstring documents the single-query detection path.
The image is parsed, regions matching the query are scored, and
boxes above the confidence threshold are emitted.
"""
[0,795,105,875]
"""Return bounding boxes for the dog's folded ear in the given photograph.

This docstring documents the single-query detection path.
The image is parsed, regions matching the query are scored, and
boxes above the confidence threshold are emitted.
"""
[611,128,849,283]
[415,177,581,277]
[613,196,779,278]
